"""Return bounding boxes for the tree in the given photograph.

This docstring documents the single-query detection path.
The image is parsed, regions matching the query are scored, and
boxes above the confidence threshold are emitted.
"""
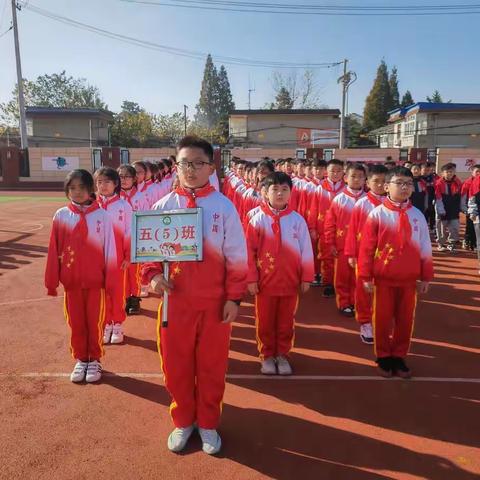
[274,87,294,109]
[427,90,446,103]
[154,113,186,144]
[401,90,414,107]
[121,100,143,115]
[216,65,235,135]
[346,115,375,147]
[389,66,400,110]
[195,54,219,128]
[269,69,322,109]
[111,101,155,147]
[0,71,106,126]
[363,60,392,131]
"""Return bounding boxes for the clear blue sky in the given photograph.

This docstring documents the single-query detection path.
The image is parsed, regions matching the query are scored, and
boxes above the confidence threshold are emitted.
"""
[1,0,479,119]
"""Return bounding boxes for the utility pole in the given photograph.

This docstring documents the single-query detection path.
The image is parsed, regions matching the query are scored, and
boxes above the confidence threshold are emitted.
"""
[183,105,188,136]
[338,59,357,149]
[11,0,28,149]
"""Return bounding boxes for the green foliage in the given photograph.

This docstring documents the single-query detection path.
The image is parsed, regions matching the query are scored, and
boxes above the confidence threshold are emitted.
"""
[401,90,414,107]
[426,90,448,103]
[274,87,294,109]
[363,60,392,131]
[346,115,375,147]
[389,66,400,110]
[0,71,106,126]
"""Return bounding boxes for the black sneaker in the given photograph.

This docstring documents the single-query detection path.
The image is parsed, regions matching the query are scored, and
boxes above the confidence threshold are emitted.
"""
[392,357,412,379]
[124,296,132,315]
[376,357,393,378]
[310,274,322,287]
[339,306,355,318]
[323,285,335,298]
[127,296,141,315]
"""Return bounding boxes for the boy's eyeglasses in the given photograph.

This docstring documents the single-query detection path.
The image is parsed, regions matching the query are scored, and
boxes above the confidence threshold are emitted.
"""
[176,161,211,171]
[119,175,134,179]
[389,181,414,188]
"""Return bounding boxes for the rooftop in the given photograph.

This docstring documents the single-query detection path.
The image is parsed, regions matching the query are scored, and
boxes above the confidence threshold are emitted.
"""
[26,107,114,118]
[230,108,340,116]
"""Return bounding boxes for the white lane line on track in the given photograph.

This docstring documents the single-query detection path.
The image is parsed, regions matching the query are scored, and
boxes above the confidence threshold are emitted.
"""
[1,373,480,383]
[0,296,62,307]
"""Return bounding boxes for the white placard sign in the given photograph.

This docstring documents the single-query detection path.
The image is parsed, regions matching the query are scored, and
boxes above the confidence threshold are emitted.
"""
[131,208,203,263]
[451,158,480,173]
[42,156,80,171]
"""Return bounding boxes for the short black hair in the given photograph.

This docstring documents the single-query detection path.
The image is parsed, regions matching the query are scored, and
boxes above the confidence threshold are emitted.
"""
[384,160,397,167]
[177,135,213,162]
[345,162,366,175]
[327,159,344,168]
[367,164,388,178]
[472,164,480,171]
[262,172,293,191]
[94,166,121,194]
[421,161,435,169]
[132,161,148,173]
[385,166,414,183]
[64,169,94,197]
[312,159,328,168]
[257,159,275,173]
[441,162,456,172]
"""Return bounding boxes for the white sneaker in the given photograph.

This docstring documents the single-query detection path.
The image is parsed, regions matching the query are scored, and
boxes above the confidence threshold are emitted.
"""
[103,324,113,344]
[110,323,124,344]
[85,360,102,383]
[360,323,374,344]
[437,245,446,252]
[167,425,194,452]
[198,428,222,455]
[139,284,149,298]
[276,356,293,376]
[70,360,88,383]
[260,357,277,375]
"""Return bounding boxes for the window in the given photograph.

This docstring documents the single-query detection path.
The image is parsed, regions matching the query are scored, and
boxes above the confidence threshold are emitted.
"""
[230,116,247,137]
[403,115,416,137]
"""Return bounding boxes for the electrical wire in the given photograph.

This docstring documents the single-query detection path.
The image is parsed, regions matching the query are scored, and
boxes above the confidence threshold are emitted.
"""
[19,3,341,68]
[0,24,12,38]
[116,0,480,16]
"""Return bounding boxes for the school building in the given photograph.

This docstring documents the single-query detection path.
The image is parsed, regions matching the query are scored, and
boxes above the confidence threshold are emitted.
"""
[370,103,480,150]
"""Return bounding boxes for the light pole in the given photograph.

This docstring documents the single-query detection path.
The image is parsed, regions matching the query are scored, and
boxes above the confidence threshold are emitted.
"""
[11,0,28,149]
[183,105,188,136]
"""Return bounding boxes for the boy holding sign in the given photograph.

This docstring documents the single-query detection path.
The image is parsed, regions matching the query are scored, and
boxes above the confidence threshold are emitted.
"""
[142,136,248,455]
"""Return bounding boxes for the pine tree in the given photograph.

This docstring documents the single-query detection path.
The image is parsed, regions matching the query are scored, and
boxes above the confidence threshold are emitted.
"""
[427,90,443,103]
[389,67,400,110]
[401,90,414,107]
[274,87,294,109]
[217,65,235,135]
[363,60,392,131]
[195,54,219,128]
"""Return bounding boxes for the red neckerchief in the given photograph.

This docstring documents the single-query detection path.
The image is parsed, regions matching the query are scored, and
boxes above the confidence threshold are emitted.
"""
[436,176,462,196]
[137,181,147,193]
[343,187,364,201]
[321,179,344,193]
[97,194,120,210]
[383,197,412,252]
[174,183,216,207]
[67,202,100,241]
[120,187,137,205]
[367,191,384,208]
[260,202,293,253]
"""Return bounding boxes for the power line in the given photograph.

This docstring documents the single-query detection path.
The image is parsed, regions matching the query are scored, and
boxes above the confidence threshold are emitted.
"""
[0,24,11,37]
[116,0,480,16]
[19,3,341,68]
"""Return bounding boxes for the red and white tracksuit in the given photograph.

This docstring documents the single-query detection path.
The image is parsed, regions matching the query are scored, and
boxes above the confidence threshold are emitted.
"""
[97,195,132,326]
[246,203,314,359]
[344,192,385,324]
[121,187,149,298]
[357,198,434,359]
[142,184,248,429]
[307,179,345,285]
[45,202,117,361]
[324,187,366,309]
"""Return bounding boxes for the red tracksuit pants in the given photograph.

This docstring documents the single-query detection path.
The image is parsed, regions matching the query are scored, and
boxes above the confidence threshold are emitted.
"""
[373,283,417,359]
[127,263,141,297]
[64,288,105,361]
[311,238,321,276]
[255,294,298,359]
[354,273,372,325]
[318,235,334,285]
[158,297,231,429]
[105,269,127,325]
[334,251,356,309]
